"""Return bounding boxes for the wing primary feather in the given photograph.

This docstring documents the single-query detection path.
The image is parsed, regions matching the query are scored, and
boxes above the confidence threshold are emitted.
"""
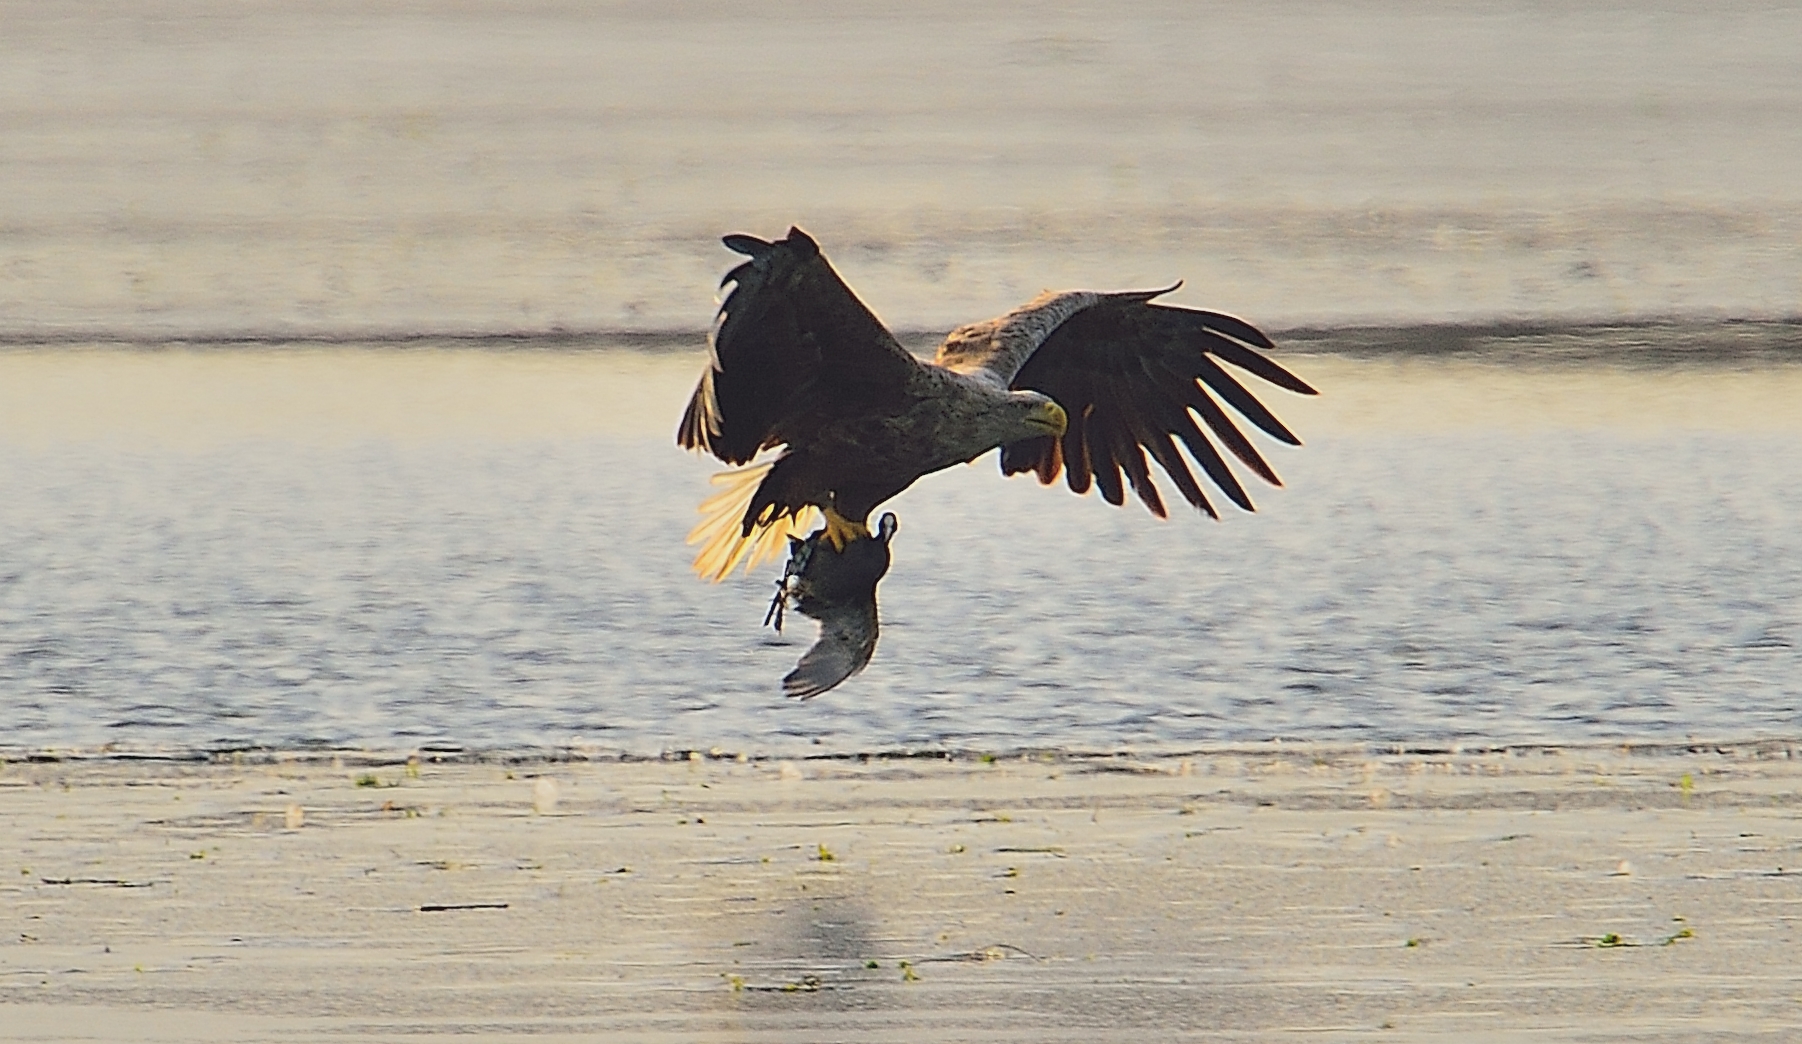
[1096,374,1169,517]
[998,435,1063,484]
[1141,355,1281,487]
[1121,355,1256,510]
[1118,281,1183,304]
[1189,391,1280,485]
[1194,356,1303,446]
[998,437,1044,476]
[1148,303,1277,350]
[1086,407,1127,507]
[677,387,709,452]
[718,259,756,289]
[1110,420,1167,517]
[677,367,724,453]
[1063,403,1095,496]
[1192,327,1318,395]
[1168,410,1254,512]
[1141,428,1217,518]
[721,234,773,258]
[783,226,820,254]
[1035,437,1063,485]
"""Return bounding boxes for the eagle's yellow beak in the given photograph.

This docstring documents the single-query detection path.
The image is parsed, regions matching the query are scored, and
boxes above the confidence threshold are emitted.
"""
[1027,400,1068,437]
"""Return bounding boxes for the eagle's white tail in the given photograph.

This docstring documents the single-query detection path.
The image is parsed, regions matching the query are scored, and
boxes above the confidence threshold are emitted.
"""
[687,463,820,583]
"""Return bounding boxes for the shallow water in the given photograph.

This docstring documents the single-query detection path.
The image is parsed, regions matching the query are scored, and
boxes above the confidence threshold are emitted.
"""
[3,342,1798,757]
[4,2,1800,756]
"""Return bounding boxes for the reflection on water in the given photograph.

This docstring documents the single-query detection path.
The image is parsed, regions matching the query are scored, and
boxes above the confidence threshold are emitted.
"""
[0,345,700,446]
[2,342,1798,756]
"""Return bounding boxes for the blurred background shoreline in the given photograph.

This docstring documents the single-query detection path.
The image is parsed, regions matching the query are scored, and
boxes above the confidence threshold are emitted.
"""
[5,1,1799,340]
[3,319,1798,370]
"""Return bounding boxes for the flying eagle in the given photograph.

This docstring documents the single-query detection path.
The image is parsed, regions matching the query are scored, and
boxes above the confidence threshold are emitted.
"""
[679,226,1317,585]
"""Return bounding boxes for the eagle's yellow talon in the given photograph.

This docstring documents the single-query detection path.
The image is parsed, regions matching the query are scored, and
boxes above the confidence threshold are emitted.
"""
[821,507,869,551]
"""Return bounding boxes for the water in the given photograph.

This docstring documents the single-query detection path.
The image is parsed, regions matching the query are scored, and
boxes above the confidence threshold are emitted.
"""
[3,2,1799,756]
[3,343,1798,758]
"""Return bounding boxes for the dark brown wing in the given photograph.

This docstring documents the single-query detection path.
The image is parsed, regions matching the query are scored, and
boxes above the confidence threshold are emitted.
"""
[999,296,1317,517]
[678,227,921,465]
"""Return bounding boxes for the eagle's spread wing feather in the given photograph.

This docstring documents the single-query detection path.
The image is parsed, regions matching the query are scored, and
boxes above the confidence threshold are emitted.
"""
[994,294,1317,518]
[678,227,920,465]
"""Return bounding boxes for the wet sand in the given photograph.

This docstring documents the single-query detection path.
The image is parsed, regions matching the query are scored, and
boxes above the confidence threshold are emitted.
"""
[6,746,1802,1041]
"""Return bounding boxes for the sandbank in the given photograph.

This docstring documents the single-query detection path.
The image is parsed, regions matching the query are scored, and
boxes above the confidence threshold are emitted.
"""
[4,744,1801,1041]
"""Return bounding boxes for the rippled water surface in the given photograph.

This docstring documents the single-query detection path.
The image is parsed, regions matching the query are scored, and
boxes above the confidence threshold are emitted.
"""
[3,344,1798,756]
[4,1,1800,756]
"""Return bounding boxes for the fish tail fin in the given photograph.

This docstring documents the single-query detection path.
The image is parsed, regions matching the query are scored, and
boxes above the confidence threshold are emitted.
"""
[687,463,820,583]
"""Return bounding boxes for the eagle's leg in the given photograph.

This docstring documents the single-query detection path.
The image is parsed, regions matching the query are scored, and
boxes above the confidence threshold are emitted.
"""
[820,505,870,551]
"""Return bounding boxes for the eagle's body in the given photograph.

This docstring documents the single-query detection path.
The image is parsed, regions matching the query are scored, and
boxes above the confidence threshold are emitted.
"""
[679,226,1316,586]
[748,366,1059,525]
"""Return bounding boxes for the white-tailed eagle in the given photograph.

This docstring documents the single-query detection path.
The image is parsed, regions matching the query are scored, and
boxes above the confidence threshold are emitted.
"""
[679,226,1317,589]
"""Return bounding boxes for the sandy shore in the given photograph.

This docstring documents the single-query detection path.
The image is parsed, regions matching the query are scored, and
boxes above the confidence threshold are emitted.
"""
[5,745,1801,1041]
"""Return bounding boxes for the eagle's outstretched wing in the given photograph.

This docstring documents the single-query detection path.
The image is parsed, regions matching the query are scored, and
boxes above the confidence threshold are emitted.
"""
[678,227,921,465]
[937,288,1316,518]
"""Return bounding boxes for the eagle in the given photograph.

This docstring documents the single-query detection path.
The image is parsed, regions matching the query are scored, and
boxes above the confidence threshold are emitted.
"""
[679,226,1317,587]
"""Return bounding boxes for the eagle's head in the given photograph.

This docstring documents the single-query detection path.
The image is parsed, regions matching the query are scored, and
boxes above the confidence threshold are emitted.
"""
[1009,390,1069,439]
